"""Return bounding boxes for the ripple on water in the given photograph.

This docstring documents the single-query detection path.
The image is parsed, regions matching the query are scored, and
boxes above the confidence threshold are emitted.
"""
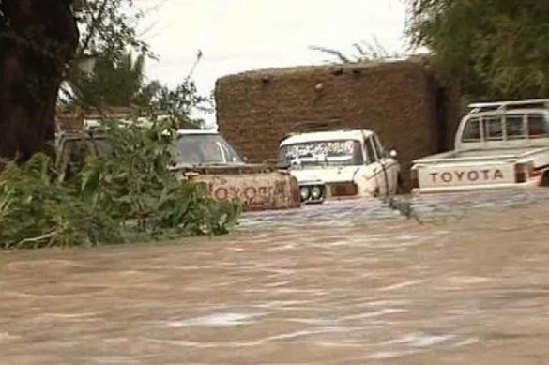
[370,331,478,359]
[84,356,142,364]
[0,332,21,343]
[164,311,266,328]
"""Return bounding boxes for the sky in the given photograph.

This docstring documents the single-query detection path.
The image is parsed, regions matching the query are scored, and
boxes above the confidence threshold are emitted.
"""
[136,0,409,126]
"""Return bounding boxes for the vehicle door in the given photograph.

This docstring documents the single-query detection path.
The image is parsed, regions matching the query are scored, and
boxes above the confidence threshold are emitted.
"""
[363,135,387,196]
[373,134,399,194]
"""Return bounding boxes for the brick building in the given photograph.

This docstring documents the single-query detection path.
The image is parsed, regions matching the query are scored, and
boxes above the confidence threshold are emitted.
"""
[215,58,461,188]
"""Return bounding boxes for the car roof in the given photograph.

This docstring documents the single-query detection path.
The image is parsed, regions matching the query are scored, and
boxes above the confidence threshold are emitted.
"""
[176,129,219,135]
[467,99,549,116]
[280,129,372,145]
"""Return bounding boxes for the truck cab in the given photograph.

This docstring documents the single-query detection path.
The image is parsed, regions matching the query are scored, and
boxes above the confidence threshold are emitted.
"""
[279,129,400,203]
[411,99,549,193]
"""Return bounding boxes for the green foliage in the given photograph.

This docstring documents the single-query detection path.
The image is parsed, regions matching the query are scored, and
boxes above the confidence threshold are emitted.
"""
[61,0,154,109]
[135,79,213,128]
[67,52,146,108]
[73,0,149,57]
[0,154,121,249]
[407,0,549,100]
[0,119,240,250]
[63,49,211,128]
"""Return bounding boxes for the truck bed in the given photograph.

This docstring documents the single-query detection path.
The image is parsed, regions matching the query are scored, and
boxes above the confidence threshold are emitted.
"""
[413,146,549,193]
[415,146,549,164]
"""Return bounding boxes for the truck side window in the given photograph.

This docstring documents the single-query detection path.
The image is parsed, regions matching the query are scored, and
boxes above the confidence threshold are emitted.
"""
[462,118,481,143]
[352,141,364,165]
[483,116,503,141]
[527,114,549,138]
[505,115,525,140]
[365,138,376,164]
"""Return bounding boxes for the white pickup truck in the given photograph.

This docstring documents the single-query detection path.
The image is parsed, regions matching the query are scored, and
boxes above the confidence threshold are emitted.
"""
[279,129,401,203]
[411,99,549,193]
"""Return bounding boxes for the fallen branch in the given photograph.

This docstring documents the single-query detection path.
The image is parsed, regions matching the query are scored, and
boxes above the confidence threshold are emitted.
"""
[16,231,57,250]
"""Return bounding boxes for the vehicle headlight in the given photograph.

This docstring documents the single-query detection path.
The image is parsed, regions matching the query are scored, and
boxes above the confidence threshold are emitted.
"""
[299,186,311,201]
[311,186,323,200]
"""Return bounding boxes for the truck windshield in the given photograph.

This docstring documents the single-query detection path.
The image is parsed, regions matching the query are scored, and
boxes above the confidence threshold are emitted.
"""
[174,134,243,165]
[59,137,112,177]
[279,140,364,167]
[62,137,111,162]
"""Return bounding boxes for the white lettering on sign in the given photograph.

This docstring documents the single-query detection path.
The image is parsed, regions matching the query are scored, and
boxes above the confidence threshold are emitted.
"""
[430,169,505,184]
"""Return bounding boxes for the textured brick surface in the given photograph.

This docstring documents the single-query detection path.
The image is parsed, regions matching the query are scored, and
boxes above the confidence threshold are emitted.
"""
[215,60,461,189]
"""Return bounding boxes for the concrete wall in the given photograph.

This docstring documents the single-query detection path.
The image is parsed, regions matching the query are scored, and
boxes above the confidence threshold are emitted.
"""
[215,59,461,189]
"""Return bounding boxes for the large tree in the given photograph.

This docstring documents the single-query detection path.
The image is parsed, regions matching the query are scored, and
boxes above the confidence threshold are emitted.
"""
[407,0,549,100]
[0,0,146,160]
[0,0,79,160]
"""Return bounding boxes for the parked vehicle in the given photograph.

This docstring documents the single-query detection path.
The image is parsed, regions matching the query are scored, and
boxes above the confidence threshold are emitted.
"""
[55,130,109,178]
[56,128,300,211]
[279,129,401,203]
[411,99,549,193]
[172,130,300,210]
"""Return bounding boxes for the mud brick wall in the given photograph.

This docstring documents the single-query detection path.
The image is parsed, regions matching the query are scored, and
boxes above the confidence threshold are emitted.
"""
[215,60,461,189]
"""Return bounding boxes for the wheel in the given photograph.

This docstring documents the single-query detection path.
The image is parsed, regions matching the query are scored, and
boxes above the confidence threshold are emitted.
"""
[395,174,404,195]
[541,170,549,187]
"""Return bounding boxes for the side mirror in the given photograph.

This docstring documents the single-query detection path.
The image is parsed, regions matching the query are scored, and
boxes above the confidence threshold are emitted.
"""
[389,149,398,159]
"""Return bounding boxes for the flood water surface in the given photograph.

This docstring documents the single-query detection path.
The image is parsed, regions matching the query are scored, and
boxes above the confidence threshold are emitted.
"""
[2,191,549,364]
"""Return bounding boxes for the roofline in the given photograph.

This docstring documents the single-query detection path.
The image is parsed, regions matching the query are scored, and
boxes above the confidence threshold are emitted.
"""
[57,128,219,140]
[217,56,433,84]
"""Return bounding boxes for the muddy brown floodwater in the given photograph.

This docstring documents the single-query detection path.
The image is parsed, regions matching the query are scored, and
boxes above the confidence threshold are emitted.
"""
[2,191,549,364]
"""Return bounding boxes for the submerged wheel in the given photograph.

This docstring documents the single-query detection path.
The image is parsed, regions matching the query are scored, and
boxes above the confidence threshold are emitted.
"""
[396,174,404,195]
[541,170,549,187]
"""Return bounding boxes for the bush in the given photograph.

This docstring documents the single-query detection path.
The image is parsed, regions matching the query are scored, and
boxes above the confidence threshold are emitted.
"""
[0,119,240,249]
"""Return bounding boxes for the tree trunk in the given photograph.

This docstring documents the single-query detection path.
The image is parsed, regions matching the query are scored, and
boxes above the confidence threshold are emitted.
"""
[0,0,79,161]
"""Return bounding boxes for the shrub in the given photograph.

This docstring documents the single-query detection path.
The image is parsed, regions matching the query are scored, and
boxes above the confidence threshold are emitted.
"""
[0,119,239,249]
